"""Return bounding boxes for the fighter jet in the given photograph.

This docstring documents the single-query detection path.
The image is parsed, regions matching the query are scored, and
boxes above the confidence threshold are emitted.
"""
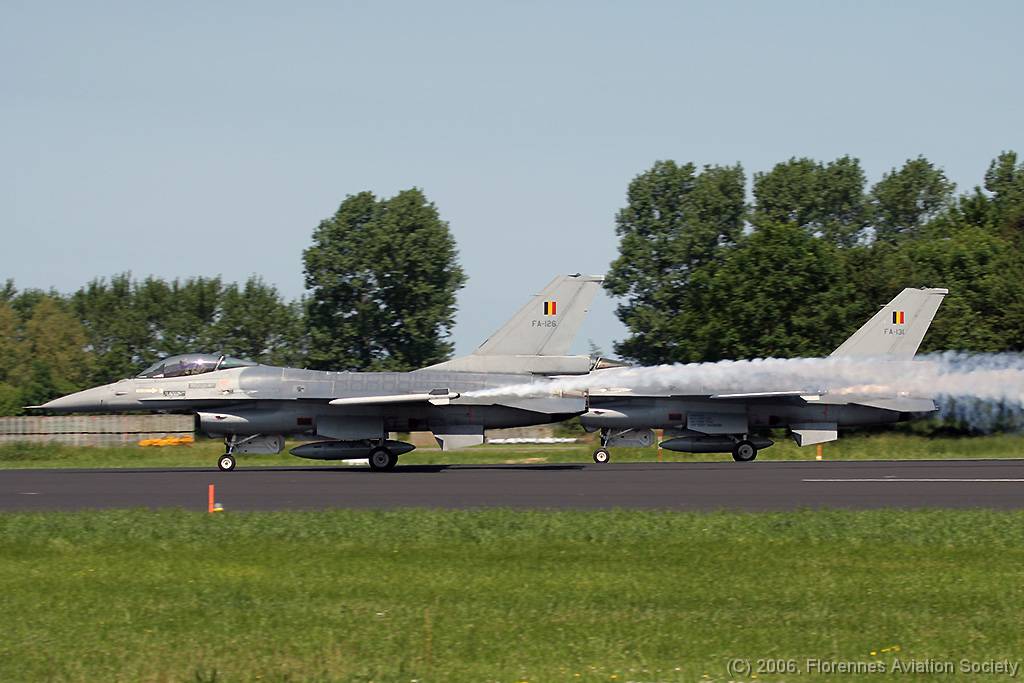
[37,274,607,471]
[582,287,948,463]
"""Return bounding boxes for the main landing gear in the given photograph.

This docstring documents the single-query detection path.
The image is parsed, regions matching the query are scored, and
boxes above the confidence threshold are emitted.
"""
[368,445,398,471]
[731,439,758,462]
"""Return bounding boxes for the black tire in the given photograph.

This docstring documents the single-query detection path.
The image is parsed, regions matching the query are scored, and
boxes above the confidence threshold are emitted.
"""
[593,448,611,464]
[732,440,758,462]
[217,454,236,471]
[368,447,398,471]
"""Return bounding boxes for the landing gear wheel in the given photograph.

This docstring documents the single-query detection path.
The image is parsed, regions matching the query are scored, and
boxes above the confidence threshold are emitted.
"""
[593,448,611,464]
[368,447,398,471]
[732,440,758,462]
[217,454,236,471]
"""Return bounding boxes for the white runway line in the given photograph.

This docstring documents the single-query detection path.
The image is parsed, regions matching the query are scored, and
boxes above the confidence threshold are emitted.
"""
[803,478,1024,483]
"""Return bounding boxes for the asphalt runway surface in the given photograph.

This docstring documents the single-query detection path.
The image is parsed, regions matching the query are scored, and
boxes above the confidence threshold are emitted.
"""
[2,459,1024,511]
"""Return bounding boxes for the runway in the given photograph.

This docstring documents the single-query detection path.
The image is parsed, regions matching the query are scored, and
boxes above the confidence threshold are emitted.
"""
[2,459,1024,511]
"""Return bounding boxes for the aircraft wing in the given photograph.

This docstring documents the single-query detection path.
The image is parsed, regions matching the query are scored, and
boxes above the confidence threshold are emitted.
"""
[589,390,818,401]
[709,391,817,400]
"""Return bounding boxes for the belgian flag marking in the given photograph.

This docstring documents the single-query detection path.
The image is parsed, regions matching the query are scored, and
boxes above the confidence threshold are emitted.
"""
[543,301,557,316]
[892,310,906,325]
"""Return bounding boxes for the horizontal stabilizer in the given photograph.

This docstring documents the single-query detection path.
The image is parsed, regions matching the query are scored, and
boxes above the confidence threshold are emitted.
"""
[434,425,484,451]
[791,423,838,447]
[850,397,936,413]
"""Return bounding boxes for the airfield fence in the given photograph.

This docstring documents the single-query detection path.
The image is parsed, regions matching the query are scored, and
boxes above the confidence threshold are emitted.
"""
[0,415,194,446]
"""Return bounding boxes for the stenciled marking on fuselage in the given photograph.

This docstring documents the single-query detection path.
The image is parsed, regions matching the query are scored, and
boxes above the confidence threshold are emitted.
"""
[531,320,558,328]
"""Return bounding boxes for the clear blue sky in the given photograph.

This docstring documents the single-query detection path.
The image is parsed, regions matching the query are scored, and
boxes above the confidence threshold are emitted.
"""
[3,0,1022,356]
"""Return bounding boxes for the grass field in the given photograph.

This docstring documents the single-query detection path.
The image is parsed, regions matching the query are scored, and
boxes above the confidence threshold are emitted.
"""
[1,432,1023,470]
[1,508,1022,682]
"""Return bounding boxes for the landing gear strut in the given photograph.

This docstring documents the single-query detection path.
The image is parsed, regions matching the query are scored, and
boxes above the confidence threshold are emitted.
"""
[592,429,611,464]
[217,434,259,471]
[368,445,398,471]
[732,439,758,462]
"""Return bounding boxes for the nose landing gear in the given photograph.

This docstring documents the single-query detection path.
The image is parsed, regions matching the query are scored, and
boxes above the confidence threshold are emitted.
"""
[216,434,258,471]
[592,429,612,464]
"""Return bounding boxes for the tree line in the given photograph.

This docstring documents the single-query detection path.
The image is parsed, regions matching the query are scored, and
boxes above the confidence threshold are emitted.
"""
[0,188,464,414]
[2,153,1021,416]
[607,151,1024,363]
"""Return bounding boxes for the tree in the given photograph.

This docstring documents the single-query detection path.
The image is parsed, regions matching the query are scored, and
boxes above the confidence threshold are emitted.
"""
[605,161,746,364]
[0,279,15,302]
[19,297,93,405]
[303,189,466,371]
[211,276,306,366]
[0,300,23,383]
[158,276,224,356]
[753,156,868,246]
[868,156,955,243]
[684,223,855,360]
[0,300,26,414]
[893,225,1020,352]
[71,274,162,383]
[983,150,1024,236]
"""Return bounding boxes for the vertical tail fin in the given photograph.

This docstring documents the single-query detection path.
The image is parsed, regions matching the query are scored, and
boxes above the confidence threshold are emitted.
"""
[422,273,603,374]
[830,287,948,359]
[474,273,603,356]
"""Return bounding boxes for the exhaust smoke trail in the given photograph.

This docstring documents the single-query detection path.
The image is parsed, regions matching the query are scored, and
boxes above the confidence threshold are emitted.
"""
[469,353,1024,432]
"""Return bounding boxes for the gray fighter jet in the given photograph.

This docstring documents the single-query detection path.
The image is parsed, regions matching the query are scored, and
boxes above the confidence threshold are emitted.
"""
[37,274,606,471]
[582,287,948,463]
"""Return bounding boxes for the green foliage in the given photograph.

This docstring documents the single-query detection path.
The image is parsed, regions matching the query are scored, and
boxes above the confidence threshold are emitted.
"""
[895,225,1021,352]
[752,155,867,246]
[211,278,307,366]
[0,296,92,408]
[702,222,857,358]
[70,273,162,381]
[869,156,955,243]
[610,151,1024,367]
[70,273,306,384]
[2,508,1023,681]
[0,300,24,382]
[303,188,466,371]
[22,297,93,394]
[983,150,1024,235]
[606,161,746,363]
[0,382,23,416]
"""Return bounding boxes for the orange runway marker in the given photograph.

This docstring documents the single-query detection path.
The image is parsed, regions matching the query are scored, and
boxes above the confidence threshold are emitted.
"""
[816,444,823,461]
[208,483,215,513]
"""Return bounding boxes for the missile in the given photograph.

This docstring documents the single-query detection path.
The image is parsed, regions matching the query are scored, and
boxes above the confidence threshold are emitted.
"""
[290,439,417,460]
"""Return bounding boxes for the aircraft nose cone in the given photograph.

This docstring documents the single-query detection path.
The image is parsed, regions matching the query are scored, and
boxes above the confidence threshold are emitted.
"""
[38,386,111,413]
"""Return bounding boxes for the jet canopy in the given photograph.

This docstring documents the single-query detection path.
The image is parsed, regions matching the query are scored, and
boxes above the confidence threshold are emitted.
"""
[136,354,256,379]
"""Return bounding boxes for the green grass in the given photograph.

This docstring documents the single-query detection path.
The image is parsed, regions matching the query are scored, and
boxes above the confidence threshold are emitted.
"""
[1,509,1022,682]
[1,432,1022,470]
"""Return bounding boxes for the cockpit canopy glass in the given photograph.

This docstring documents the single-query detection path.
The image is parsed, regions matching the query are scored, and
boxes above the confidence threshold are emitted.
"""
[136,354,256,379]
